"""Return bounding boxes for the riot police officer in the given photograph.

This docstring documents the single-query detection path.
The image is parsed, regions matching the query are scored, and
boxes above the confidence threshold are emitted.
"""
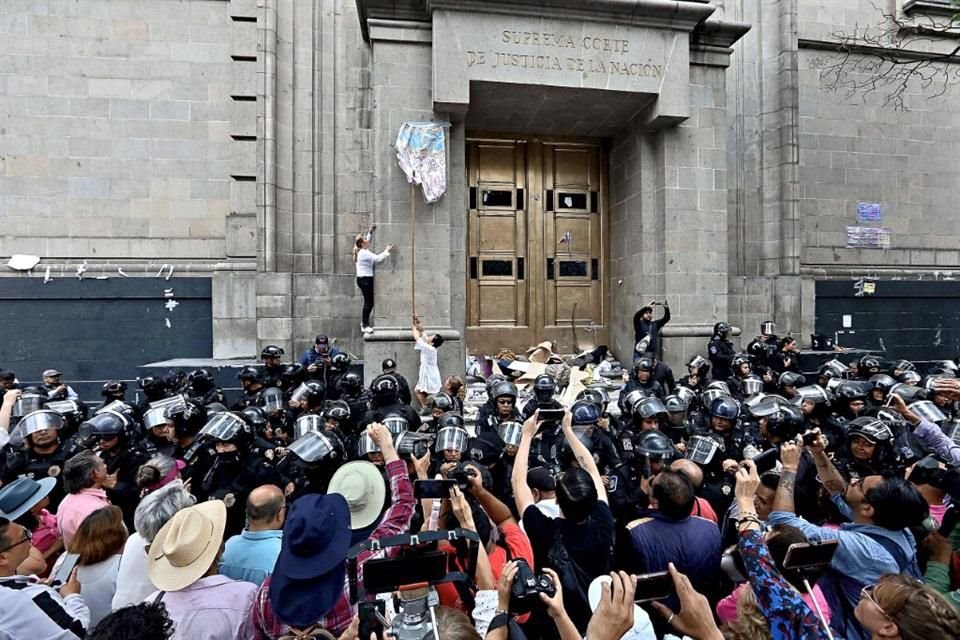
[232,366,266,410]
[619,358,665,405]
[192,411,281,535]
[82,409,150,530]
[135,376,168,416]
[94,381,129,413]
[688,396,754,515]
[476,380,520,436]
[260,345,286,388]
[337,371,371,427]
[678,356,710,393]
[380,359,412,406]
[360,375,420,431]
[708,323,736,382]
[325,353,352,401]
[279,429,346,499]
[187,368,226,406]
[520,374,563,421]
[3,410,76,512]
[142,406,177,457]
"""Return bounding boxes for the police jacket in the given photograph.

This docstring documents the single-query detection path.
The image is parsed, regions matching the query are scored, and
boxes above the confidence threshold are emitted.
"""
[475,402,520,436]
[520,398,563,422]
[359,403,421,432]
[99,443,150,529]
[4,442,74,512]
[707,337,736,381]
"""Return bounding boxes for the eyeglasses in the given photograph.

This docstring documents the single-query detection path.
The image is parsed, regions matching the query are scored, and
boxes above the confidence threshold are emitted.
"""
[0,526,32,554]
[860,585,892,619]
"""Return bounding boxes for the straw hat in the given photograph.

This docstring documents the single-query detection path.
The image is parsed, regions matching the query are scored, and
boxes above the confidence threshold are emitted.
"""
[147,500,227,592]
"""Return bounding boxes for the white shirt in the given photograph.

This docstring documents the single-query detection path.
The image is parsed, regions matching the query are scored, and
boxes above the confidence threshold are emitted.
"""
[76,556,121,629]
[355,247,390,278]
[112,533,152,610]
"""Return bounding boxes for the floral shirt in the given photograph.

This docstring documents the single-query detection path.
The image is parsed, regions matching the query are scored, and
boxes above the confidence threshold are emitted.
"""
[738,528,831,640]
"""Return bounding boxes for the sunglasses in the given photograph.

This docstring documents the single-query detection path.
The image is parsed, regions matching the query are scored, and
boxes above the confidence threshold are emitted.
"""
[860,585,891,620]
[0,526,32,554]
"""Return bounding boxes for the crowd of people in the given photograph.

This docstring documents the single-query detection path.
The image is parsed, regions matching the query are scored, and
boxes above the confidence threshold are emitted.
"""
[2,323,960,640]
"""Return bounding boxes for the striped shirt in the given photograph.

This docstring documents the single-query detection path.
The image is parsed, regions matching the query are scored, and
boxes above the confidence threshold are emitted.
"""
[0,575,90,639]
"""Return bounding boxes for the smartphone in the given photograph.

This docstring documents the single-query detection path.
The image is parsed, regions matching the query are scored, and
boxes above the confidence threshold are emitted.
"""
[537,408,565,422]
[363,550,449,594]
[751,448,779,475]
[782,540,839,570]
[414,479,457,500]
[359,600,387,640]
[633,571,674,603]
[802,431,820,447]
[940,506,960,537]
[52,553,80,585]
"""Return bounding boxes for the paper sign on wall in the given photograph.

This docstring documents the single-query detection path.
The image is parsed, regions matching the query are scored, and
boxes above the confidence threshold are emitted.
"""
[846,226,892,249]
[856,202,882,223]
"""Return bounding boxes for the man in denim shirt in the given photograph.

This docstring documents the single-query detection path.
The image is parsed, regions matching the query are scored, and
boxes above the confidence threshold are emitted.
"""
[767,435,928,640]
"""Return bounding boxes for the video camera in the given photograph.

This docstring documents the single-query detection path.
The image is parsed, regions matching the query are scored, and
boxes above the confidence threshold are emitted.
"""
[348,528,480,640]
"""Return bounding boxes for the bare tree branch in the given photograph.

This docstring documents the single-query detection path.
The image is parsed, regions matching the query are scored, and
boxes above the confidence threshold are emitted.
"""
[809,0,960,109]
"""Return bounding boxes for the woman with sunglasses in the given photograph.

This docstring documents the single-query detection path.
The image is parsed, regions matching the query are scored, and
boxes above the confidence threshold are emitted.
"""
[855,574,960,639]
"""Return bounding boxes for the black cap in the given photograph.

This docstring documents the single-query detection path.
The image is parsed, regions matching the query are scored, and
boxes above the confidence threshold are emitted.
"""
[527,467,556,492]
[315,334,329,345]
[382,358,397,372]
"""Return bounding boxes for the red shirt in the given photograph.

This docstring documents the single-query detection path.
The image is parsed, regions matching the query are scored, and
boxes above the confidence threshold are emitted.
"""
[691,497,718,524]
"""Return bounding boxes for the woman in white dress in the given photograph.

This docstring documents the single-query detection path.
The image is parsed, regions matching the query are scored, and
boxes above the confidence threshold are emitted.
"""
[411,315,444,408]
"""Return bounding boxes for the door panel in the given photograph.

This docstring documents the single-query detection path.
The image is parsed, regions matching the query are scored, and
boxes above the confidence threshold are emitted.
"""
[467,136,608,355]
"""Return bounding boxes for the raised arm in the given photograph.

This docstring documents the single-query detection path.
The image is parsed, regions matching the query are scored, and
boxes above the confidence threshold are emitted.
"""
[561,410,608,504]
[772,438,802,514]
[808,431,846,496]
[511,412,539,515]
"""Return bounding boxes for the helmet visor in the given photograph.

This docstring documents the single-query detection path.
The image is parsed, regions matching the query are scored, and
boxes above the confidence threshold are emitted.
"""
[700,388,724,409]
[498,421,523,446]
[435,426,468,452]
[144,407,169,430]
[261,387,285,414]
[909,401,947,424]
[96,400,130,416]
[289,431,336,463]
[294,414,324,440]
[382,415,409,435]
[45,399,81,417]
[821,359,849,378]
[795,385,830,405]
[889,383,924,403]
[148,394,188,413]
[18,410,65,436]
[290,383,311,404]
[741,378,763,396]
[357,433,380,456]
[13,393,44,418]
[198,412,245,441]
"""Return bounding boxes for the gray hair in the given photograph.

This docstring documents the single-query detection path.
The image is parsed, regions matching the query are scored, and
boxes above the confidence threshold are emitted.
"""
[136,454,179,489]
[133,479,196,542]
[63,450,102,494]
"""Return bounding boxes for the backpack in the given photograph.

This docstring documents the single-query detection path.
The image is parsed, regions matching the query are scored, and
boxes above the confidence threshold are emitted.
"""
[545,528,592,615]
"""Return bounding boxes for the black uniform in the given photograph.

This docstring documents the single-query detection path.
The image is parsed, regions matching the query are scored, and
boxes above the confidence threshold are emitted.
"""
[231,385,265,411]
[99,442,151,531]
[4,442,76,512]
[708,337,736,381]
[194,450,281,536]
[475,402,521,436]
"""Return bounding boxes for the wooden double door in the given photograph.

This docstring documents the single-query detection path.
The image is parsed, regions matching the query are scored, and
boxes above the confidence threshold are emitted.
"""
[466,135,608,355]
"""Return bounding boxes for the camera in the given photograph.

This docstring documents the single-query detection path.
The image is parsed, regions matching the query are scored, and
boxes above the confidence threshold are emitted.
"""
[449,462,478,490]
[509,558,556,613]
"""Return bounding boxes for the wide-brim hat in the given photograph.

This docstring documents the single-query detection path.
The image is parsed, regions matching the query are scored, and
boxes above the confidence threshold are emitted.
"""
[270,494,352,627]
[327,461,386,530]
[147,500,227,592]
[588,575,656,640]
[0,477,56,521]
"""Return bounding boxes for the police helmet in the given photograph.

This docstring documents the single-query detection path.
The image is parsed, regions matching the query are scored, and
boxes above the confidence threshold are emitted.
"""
[259,387,285,414]
[429,392,456,413]
[633,397,668,421]
[288,431,343,464]
[371,375,399,402]
[381,413,409,435]
[498,421,523,447]
[685,434,723,466]
[435,426,469,453]
[858,355,882,374]
[357,432,380,457]
[260,345,285,359]
[708,396,740,420]
[700,388,726,410]
[241,406,268,430]
[437,412,465,431]
[793,385,831,406]
[908,400,947,424]
[732,354,752,369]
[835,381,868,403]
[138,376,165,394]
[664,395,687,414]
[686,355,710,376]
[897,370,922,385]
[891,359,915,373]
[532,374,556,403]
[869,374,896,392]
[330,352,351,371]
[81,410,132,440]
[293,414,324,440]
[570,400,600,426]
[847,417,893,445]
[199,412,251,445]
[280,363,306,390]
[766,405,807,441]
[778,371,806,388]
[760,321,777,336]
[490,380,518,402]
[741,376,764,396]
[634,358,655,373]
[12,391,45,419]
[620,389,650,415]
[338,371,363,396]
[237,366,261,383]
[674,386,696,409]
[714,322,731,337]
[635,431,676,458]
[18,410,65,437]
[323,400,351,423]
[301,381,326,407]
[484,374,508,398]
[143,407,169,430]
[101,380,127,397]
[188,368,215,392]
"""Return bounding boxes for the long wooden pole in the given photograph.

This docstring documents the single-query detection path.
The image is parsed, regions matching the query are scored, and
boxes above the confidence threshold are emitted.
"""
[411,182,416,317]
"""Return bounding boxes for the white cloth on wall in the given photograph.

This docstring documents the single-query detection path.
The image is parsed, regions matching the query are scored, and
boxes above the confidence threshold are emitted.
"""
[395,122,447,203]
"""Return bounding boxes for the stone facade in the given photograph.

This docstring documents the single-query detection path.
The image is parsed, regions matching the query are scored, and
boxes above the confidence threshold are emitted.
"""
[2,0,958,384]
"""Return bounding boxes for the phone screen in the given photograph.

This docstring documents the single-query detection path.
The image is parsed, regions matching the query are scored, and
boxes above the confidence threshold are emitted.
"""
[363,551,449,594]
[782,541,839,570]
[940,506,960,537]
[414,479,456,500]
[537,408,565,422]
[359,600,386,640]
[52,553,80,585]
[633,571,674,603]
